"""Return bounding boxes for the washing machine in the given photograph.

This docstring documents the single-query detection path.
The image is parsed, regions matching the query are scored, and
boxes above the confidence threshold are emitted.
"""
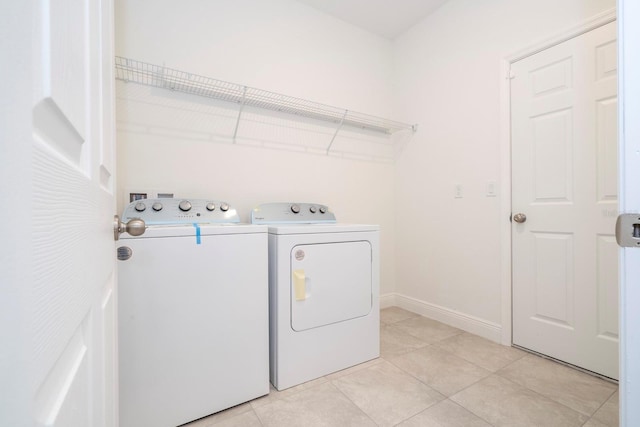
[251,202,380,391]
[117,198,269,427]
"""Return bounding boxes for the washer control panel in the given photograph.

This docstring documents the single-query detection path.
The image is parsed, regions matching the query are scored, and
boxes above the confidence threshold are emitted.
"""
[251,202,336,224]
[123,198,239,225]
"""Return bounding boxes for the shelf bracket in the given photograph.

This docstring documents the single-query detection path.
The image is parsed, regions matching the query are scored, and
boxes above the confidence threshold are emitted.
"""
[326,109,348,154]
[160,62,169,89]
[232,86,248,144]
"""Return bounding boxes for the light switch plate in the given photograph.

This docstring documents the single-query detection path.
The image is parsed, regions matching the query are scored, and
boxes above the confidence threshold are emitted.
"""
[454,184,463,198]
[486,180,497,197]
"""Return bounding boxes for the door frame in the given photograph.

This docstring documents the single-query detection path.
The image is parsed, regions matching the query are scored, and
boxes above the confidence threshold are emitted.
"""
[498,8,617,346]
[618,0,640,424]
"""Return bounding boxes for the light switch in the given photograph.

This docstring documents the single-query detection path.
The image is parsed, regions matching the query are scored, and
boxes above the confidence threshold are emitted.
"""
[454,184,463,198]
[486,180,497,197]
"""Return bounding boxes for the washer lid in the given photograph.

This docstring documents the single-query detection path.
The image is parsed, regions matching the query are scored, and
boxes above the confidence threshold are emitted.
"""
[120,223,267,239]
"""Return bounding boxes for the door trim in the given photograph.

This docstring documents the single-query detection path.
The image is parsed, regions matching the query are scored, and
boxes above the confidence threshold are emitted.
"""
[618,0,640,423]
[499,7,617,346]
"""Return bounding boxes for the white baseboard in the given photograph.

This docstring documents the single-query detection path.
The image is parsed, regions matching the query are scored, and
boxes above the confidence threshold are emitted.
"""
[380,293,397,309]
[383,293,503,344]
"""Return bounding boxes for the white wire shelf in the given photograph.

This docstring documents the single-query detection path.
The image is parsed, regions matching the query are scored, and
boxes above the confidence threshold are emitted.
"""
[114,56,417,136]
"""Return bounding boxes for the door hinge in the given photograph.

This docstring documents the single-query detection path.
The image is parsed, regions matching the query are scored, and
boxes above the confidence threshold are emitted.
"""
[508,69,516,80]
[615,213,640,247]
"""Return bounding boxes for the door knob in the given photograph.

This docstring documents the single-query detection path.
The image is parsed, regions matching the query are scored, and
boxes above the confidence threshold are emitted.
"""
[513,213,527,223]
[114,215,146,241]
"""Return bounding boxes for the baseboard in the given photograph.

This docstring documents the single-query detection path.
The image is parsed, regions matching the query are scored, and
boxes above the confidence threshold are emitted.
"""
[379,293,397,309]
[387,293,503,344]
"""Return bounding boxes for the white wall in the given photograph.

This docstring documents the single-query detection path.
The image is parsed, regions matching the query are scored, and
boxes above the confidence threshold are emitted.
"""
[116,0,618,330]
[393,0,615,332]
[115,0,399,294]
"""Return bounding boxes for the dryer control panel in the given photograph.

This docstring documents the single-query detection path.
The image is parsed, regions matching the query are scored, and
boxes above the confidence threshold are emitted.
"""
[251,202,336,224]
[122,198,240,225]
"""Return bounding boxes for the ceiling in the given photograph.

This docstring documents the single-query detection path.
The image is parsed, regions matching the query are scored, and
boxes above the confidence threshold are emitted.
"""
[294,0,449,39]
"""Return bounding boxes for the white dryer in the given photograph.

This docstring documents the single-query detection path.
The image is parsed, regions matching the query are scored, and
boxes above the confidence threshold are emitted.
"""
[251,202,380,391]
[118,198,269,427]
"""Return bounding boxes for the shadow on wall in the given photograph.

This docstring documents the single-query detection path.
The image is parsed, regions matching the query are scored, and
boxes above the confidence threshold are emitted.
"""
[115,81,414,164]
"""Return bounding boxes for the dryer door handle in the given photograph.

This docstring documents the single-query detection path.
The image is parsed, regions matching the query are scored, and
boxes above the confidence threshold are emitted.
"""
[293,270,306,301]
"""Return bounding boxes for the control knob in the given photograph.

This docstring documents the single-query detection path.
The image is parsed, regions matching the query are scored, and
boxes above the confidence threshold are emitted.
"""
[220,202,229,212]
[291,204,301,214]
[309,206,317,213]
[134,202,146,212]
[178,200,192,212]
[319,206,327,214]
[206,202,216,211]
[152,202,163,212]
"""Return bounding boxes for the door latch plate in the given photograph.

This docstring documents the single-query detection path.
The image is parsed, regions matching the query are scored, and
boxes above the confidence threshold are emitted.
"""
[615,213,640,247]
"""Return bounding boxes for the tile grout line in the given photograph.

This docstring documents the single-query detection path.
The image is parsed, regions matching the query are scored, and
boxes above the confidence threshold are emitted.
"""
[381,308,513,425]
[251,406,266,427]
[446,398,498,427]
[492,357,618,419]
[578,389,618,427]
[490,374,595,421]
[327,375,384,427]
[383,343,492,395]
[380,358,497,427]
[446,374,589,427]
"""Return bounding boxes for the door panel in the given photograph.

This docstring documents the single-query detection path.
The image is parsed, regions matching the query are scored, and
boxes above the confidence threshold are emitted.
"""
[530,56,572,96]
[596,97,618,202]
[34,0,88,168]
[290,241,372,331]
[595,40,617,80]
[102,275,117,427]
[596,235,619,340]
[34,326,90,426]
[532,109,573,201]
[511,21,618,379]
[531,232,574,328]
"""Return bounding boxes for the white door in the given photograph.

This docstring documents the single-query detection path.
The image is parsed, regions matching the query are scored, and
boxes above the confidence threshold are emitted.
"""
[511,21,618,379]
[619,0,640,423]
[0,1,117,426]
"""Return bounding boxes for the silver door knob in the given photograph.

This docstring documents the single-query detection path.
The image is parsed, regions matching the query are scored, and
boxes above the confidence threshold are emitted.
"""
[513,213,527,223]
[114,215,146,241]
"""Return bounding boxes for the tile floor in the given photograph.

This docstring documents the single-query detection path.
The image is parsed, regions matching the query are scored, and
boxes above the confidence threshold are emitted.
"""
[186,307,618,427]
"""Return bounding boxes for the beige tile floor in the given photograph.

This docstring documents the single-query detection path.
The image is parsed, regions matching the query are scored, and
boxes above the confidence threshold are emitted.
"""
[186,307,618,427]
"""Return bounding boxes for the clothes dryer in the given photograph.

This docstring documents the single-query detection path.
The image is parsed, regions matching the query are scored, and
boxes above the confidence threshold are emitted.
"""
[252,202,380,391]
[118,198,269,427]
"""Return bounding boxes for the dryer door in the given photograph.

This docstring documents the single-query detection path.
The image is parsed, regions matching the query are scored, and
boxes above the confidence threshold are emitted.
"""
[290,241,372,331]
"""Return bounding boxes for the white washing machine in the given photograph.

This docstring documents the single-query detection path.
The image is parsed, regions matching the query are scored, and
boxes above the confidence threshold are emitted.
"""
[251,202,380,391]
[118,198,269,427]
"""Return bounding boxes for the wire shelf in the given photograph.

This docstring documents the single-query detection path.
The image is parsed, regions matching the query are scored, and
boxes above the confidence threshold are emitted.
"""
[114,56,417,136]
